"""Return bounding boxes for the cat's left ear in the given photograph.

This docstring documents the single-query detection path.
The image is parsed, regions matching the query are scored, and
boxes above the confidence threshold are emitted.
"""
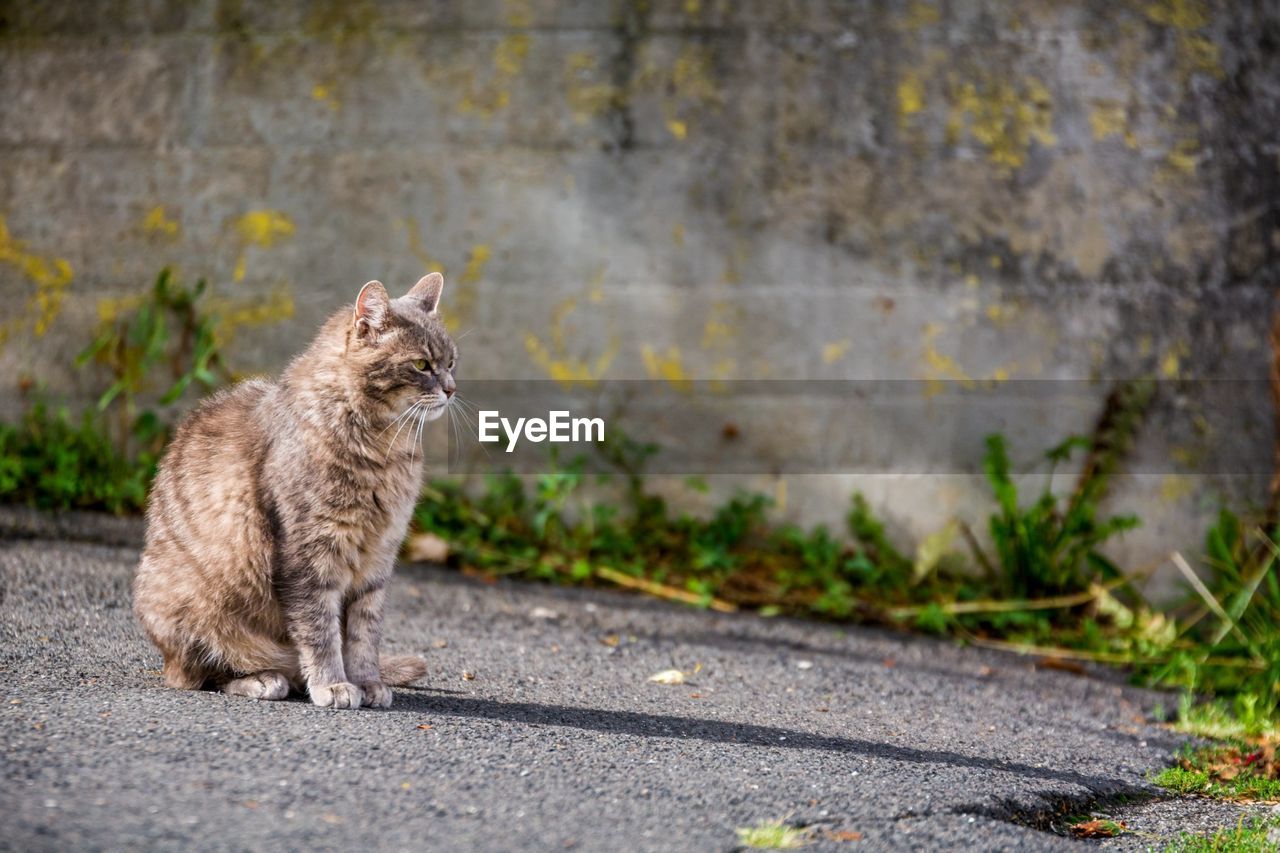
[406,272,444,315]
[354,280,391,338]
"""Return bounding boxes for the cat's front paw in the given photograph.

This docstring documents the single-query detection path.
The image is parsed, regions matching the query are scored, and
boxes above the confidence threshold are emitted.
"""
[358,681,393,708]
[310,681,363,709]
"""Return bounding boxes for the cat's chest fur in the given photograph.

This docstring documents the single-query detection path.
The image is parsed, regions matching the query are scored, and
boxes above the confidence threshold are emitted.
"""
[269,435,421,591]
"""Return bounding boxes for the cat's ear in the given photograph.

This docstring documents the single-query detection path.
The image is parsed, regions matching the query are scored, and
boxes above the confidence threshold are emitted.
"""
[354,280,390,338]
[406,272,444,315]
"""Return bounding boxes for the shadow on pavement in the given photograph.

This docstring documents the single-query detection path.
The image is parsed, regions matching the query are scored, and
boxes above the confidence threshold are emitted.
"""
[393,691,1142,794]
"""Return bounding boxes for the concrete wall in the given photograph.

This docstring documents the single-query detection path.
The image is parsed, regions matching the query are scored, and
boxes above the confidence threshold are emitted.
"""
[1,0,1277,571]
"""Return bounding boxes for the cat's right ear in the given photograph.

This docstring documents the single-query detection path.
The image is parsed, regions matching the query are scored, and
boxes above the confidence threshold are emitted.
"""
[354,280,390,339]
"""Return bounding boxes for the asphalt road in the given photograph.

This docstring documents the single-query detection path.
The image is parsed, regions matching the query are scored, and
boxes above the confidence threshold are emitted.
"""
[0,514,1263,851]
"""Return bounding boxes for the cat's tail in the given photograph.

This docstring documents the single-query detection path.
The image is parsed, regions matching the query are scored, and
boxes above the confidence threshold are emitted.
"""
[379,655,429,686]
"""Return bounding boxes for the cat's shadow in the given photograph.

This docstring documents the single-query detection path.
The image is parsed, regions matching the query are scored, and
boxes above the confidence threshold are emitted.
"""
[387,688,1145,794]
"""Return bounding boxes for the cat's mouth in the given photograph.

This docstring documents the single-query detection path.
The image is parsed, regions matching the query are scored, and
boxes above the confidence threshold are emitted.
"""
[420,395,449,420]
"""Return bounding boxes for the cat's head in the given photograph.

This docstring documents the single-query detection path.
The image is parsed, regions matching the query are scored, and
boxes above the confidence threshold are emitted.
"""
[349,273,458,422]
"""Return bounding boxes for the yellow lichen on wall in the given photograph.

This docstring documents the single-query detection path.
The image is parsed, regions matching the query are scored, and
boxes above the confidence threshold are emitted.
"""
[945,75,1057,169]
[525,294,618,386]
[642,344,692,389]
[232,210,295,283]
[920,321,1020,397]
[459,244,491,286]
[1142,0,1223,80]
[142,205,181,239]
[897,71,926,125]
[436,243,491,333]
[1089,102,1138,149]
[587,265,606,304]
[921,322,975,397]
[896,0,941,29]
[1159,474,1195,503]
[1165,138,1199,175]
[236,210,295,248]
[96,293,144,325]
[822,339,852,364]
[457,0,533,117]
[398,217,446,274]
[1160,340,1189,378]
[208,287,296,346]
[0,216,75,346]
[700,301,738,351]
[303,0,379,45]
[642,43,722,140]
[564,52,621,124]
[311,83,341,111]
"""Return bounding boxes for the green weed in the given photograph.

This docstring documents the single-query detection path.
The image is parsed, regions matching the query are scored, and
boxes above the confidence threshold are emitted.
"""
[0,400,152,513]
[735,820,809,849]
[77,267,227,456]
[1,267,226,513]
[1164,814,1280,851]
[1154,742,1280,802]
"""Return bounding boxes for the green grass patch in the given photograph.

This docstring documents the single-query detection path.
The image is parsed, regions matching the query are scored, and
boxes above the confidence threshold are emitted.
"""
[1154,742,1280,802]
[1175,697,1276,742]
[0,400,154,514]
[1164,814,1280,851]
[0,268,226,514]
[735,820,809,849]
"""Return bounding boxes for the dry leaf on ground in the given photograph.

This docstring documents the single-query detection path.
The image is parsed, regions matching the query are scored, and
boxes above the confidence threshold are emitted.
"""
[826,830,864,842]
[1036,656,1087,675]
[1070,819,1126,838]
[648,669,686,685]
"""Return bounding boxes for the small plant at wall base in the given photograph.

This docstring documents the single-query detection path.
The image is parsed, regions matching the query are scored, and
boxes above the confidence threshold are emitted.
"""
[407,390,1280,733]
[0,400,152,514]
[77,267,228,459]
[1152,510,1280,735]
[0,268,227,513]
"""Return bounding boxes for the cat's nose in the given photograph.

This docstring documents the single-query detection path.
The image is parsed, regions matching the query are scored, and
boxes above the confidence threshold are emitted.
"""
[442,375,456,397]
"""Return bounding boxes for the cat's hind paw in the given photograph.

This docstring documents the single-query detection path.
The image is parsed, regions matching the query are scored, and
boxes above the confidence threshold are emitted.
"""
[223,671,290,700]
[310,682,363,709]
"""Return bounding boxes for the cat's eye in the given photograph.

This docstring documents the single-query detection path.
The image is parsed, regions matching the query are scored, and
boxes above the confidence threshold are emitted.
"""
[412,358,428,371]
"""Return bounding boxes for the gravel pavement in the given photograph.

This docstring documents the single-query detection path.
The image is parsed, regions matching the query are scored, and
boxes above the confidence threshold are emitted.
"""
[0,512,1266,851]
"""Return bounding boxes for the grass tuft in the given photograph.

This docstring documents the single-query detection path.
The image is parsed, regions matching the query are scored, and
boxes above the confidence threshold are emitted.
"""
[1164,814,1280,851]
[1154,742,1280,803]
[735,820,809,849]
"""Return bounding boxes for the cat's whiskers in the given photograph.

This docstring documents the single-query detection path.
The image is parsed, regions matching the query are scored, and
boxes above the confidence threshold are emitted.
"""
[411,403,432,467]
[448,392,481,427]
[375,401,420,440]
[383,402,424,463]
[447,395,487,458]
[445,402,462,467]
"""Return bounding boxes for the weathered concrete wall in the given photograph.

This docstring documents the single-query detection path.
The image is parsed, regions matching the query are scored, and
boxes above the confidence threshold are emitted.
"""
[1,0,1277,569]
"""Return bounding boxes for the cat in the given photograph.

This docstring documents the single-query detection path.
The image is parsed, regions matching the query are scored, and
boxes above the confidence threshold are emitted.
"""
[133,273,457,709]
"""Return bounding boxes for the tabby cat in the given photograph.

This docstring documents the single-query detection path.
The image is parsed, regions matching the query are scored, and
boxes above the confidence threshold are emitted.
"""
[134,273,456,709]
